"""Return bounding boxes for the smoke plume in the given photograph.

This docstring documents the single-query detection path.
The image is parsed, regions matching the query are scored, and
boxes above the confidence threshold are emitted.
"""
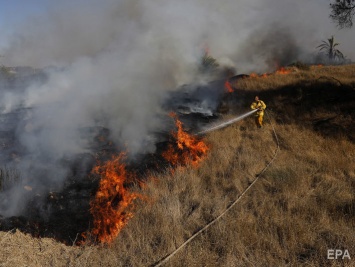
[0,0,354,216]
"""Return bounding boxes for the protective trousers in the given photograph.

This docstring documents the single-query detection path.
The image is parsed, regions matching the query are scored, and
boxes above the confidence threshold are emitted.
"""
[255,114,263,128]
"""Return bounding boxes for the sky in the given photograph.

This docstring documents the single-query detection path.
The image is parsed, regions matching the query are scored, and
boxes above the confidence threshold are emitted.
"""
[0,2,77,52]
[0,0,353,64]
[0,1,48,46]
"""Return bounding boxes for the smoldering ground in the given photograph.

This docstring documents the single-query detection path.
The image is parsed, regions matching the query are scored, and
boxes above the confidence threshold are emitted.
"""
[0,0,354,217]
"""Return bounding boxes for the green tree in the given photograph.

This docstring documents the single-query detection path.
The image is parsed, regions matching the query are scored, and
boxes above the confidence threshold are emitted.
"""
[317,36,344,62]
[330,0,355,28]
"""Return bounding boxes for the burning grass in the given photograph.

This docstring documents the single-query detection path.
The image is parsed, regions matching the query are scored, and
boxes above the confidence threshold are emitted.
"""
[162,112,209,167]
[237,64,355,92]
[275,66,292,75]
[89,153,140,244]
[88,112,209,244]
[2,115,354,266]
[224,80,234,93]
[0,64,354,266]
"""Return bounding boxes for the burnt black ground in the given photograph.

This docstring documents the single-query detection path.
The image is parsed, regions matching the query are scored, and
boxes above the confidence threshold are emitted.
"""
[1,68,353,245]
[0,108,216,245]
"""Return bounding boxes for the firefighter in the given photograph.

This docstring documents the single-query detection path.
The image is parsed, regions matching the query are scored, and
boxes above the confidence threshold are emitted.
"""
[250,96,266,128]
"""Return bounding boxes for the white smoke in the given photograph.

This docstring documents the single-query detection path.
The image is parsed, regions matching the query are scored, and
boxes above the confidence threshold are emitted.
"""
[0,0,354,216]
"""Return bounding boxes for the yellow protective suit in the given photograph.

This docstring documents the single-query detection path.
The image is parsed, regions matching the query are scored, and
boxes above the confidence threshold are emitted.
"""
[250,100,266,127]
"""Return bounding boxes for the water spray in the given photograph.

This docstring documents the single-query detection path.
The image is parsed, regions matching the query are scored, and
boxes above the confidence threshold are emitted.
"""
[196,109,257,135]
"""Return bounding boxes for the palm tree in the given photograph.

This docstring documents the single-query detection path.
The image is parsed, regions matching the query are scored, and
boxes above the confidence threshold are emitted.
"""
[199,51,219,73]
[317,36,344,62]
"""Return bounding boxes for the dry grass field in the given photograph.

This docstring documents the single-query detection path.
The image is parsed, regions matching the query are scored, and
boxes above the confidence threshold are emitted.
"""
[1,64,354,266]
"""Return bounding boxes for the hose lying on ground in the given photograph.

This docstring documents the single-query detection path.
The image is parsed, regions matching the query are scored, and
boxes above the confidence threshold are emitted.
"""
[151,110,280,267]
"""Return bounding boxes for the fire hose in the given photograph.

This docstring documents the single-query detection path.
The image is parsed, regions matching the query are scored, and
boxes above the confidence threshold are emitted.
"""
[151,110,280,267]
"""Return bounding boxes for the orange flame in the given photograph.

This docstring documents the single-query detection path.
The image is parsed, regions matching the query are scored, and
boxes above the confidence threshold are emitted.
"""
[163,113,209,167]
[248,72,269,79]
[248,67,291,79]
[90,153,139,244]
[275,67,291,75]
[224,80,233,93]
